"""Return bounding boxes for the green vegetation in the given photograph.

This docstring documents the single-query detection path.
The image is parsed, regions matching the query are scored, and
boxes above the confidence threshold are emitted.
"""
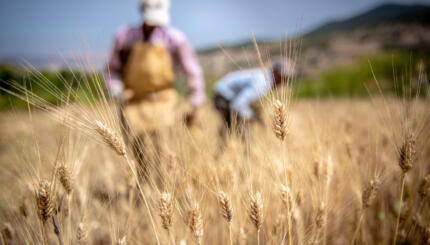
[295,51,430,98]
[0,66,102,110]
[0,51,428,110]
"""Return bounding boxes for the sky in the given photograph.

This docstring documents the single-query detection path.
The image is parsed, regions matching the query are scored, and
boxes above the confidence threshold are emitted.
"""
[0,0,429,65]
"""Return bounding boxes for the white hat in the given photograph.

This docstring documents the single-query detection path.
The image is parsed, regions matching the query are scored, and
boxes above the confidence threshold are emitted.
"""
[140,0,170,26]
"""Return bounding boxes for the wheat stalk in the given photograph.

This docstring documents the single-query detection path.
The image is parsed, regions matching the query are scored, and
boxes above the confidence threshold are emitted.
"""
[58,165,73,194]
[351,176,380,245]
[273,100,288,141]
[77,222,88,244]
[398,133,416,173]
[405,174,430,241]
[249,192,263,231]
[159,192,173,231]
[418,175,430,199]
[117,236,127,245]
[249,192,263,245]
[93,120,160,244]
[362,177,380,210]
[94,120,126,156]
[218,191,233,223]
[313,201,326,244]
[218,191,233,245]
[393,133,416,245]
[35,179,55,224]
[280,184,293,245]
[187,202,204,245]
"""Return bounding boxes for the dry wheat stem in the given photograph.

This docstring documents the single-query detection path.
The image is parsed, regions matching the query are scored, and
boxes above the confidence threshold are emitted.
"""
[350,212,365,245]
[404,201,425,242]
[351,177,380,245]
[123,154,160,245]
[392,173,406,245]
[405,175,430,241]
[117,236,127,245]
[125,182,135,243]
[91,120,160,244]
[280,184,293,245]
[52,216,64,245]
[418,175,430,199]
[313,202,327,244]
[393,133,416,245]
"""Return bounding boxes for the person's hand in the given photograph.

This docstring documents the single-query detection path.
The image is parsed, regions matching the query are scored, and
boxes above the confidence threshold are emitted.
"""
[113,89,134,106]
[123,89,135,101]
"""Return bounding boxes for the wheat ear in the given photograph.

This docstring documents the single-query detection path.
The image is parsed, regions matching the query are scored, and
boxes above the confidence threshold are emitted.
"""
[94,120,126,156]
[273,100,288,141]
[35,179,55,224]
[93,120,160,244]
[159,192,173,231]
[313,202,326,244]
[187,202,203,245]
[218,191,233,245]
[77,222,88,244]
[249,192,263,245]
[58,165,73,194]
[393,133,416,245]
[351,176,380,245]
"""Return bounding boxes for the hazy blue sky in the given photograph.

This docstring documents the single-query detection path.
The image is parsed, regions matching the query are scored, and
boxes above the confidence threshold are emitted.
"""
[0,0,429,61]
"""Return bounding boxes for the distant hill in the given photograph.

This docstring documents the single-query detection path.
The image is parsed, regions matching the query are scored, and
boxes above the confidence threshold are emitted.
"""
[198,3,430,77]
[309,3,430,35]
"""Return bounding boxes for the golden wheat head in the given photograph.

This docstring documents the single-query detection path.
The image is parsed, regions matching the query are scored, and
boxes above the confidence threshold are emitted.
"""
[58,165,73,194]
[35,179,55,223]
[188,202,204,245]
[273,100,288,141]
[94,120,126,156]
[218,191,233,223]
[249,192,263,231]
[159,192,173,231]
[399,133,416,173]
[362,177,380,209]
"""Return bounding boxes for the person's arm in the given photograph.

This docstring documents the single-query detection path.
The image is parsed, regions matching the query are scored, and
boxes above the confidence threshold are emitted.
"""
[173,33,206,125]
[175,34,206,109]
[104,29,126,101]
[230,72,269,120]
[230,85,260,120]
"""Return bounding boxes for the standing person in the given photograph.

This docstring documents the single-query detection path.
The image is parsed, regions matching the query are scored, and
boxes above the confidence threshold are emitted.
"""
[213,59,294,138]
[104,0,205,177]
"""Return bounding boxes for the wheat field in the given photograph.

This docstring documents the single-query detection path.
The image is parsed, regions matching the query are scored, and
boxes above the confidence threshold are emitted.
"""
[0,67,429,245]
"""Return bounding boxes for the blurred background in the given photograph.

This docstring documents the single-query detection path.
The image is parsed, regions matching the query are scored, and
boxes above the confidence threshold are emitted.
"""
[0,0,429,108]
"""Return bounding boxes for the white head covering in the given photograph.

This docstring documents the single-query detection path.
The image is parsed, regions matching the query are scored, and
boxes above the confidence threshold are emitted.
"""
[140,0,170,26]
